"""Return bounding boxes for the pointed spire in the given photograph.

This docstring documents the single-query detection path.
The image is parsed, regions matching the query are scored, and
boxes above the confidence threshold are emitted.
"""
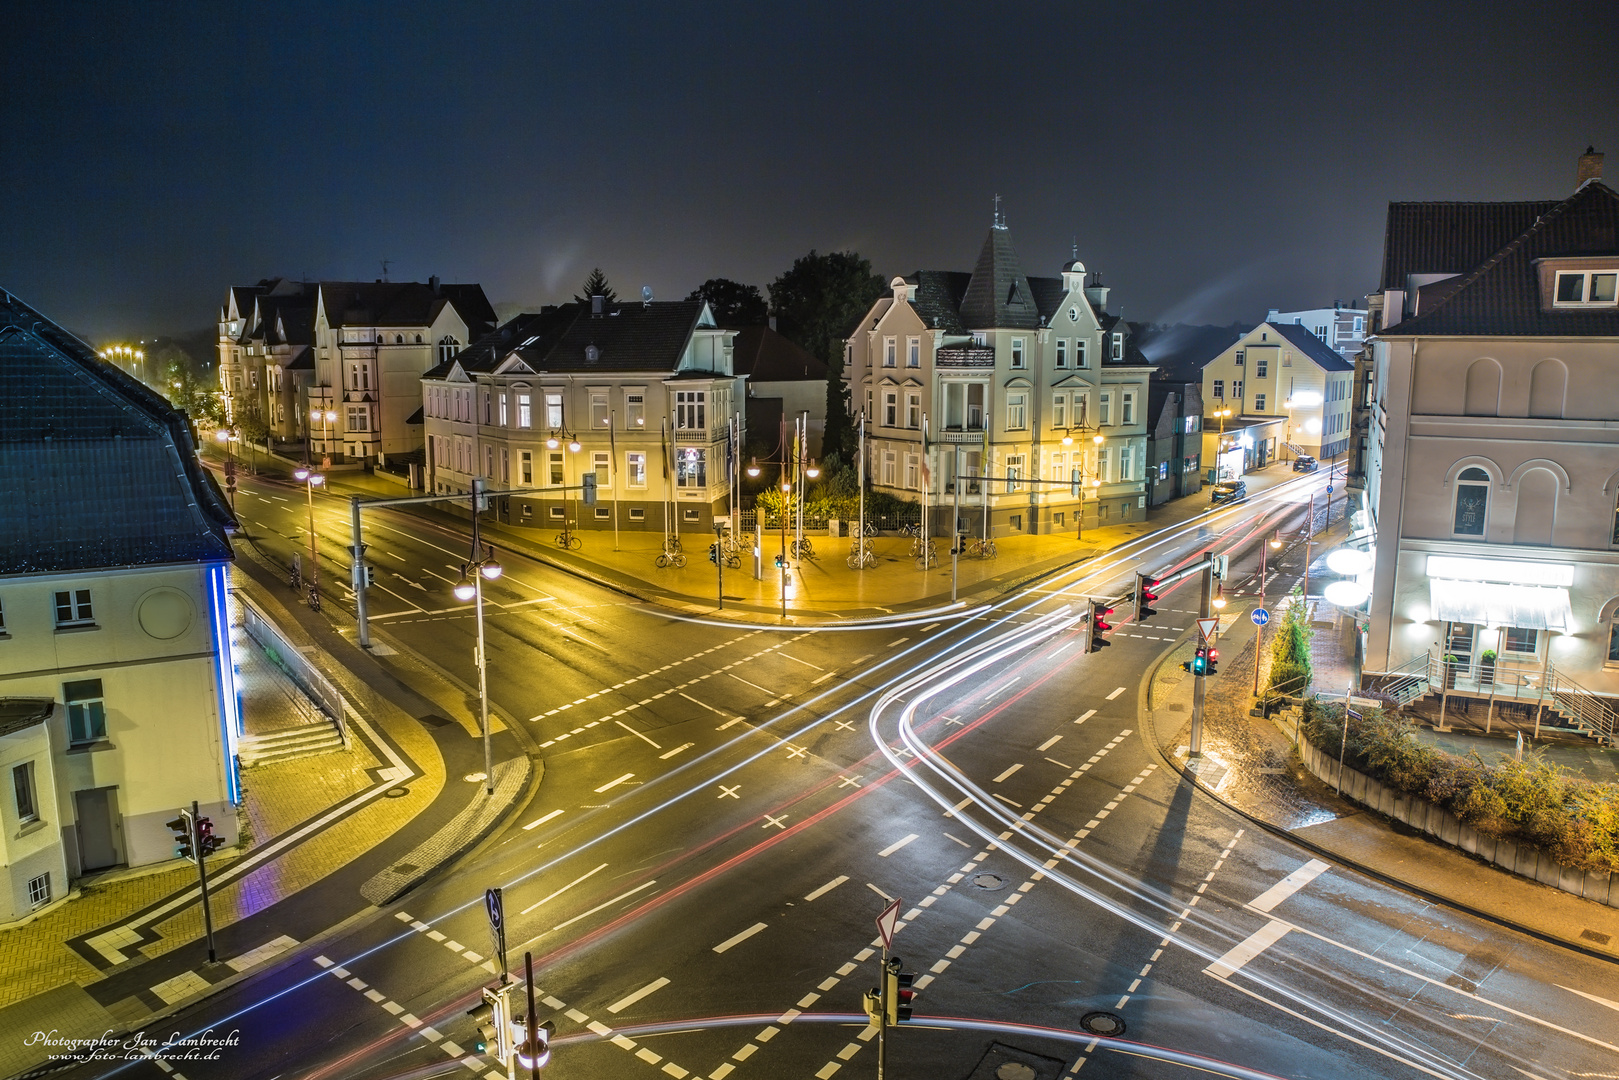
[992,193,1006,231]
[960,223,1038,329]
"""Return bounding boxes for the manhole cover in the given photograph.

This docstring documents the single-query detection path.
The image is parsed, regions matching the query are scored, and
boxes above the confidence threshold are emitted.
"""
[391,862,419,875]
[1079,1011,1125,1037]
[995,1065,1036,1080]
[383,786,410,798]
[972,873,1005,890]
[464,772,488,783]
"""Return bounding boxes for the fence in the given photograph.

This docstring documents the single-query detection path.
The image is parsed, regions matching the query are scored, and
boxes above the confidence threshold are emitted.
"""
[239,592,348,745]
[1363,650,1616,745]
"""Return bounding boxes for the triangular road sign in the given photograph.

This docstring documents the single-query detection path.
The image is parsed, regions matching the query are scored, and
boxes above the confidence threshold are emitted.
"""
[1197,617,1219,641]
[876,897,902,950]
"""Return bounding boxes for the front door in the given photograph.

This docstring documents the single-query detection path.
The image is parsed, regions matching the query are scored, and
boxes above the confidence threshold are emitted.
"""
[74,787,124,871]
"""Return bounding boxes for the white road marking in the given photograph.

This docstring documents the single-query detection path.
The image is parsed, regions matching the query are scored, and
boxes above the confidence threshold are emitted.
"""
[812,671,836,684]
[608,977,671,1014]
[718,716,747,730]
[778,652,823,670]
[993,764,1023,783]
[728,672,776,696]
[804,876,848,902]
[713,923,769,954]
[1037,734,1062,751]
[762,813,788,829]
[887,637,908,647]
[865,883,893,902]
[1075,709,1096,724]
[983,676,1020,701]
[1048,640,1076,657]
[521,863,608,914]
[1557,984,1619,1014]
[944,796,972,818]
[1206,919,1291,979]
[877,834,919,858]
[1105,686,1127,700]
[523,809,563,831]
[658,742,693,760]
[991,793,1023,808]
[921,623,940,632]
[615,720,661,749]
[552,880,657,931]
[1044,757,1072,769]
[717,785,739,799]
[1249,859,1330,913]
[594,773,636,793]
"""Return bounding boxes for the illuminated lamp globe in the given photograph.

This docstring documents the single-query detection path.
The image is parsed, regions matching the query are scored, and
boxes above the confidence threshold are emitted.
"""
[308,474,325,486]
[480,561,503,580]
[1269,533,1283,550]
[1213,593,1228,610]
[806,460,820,479]
[215,429,229,442]
[546,436,559,449]
[294,467,311,481]
[1093,433,1104,445]
[1062,433,1073,446]
[746,457,761,478]
[1326,548,1373,575]
[1323,580,1371,607]
[568,437,582,453]
[453,577,477,601]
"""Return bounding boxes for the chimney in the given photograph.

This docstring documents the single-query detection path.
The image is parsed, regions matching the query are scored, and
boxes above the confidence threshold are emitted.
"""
[1083,271,1109,313]
[1577,146,1604,188]
[429,274,441,295]
[592,294,604,316]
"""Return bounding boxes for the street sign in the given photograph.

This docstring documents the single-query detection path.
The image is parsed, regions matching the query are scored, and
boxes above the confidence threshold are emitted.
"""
[1196,617,1220,641]
[1251,608,1270,626]
[485,887,504,932]
[875,897,901,950]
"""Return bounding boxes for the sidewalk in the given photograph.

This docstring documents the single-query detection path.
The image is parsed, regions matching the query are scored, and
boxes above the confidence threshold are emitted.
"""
[1147,520,1619,962]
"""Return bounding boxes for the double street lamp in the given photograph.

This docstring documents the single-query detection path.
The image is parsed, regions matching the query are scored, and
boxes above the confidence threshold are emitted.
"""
[310,407,337,465]
[454,479,503,796]
[293,467,325,610]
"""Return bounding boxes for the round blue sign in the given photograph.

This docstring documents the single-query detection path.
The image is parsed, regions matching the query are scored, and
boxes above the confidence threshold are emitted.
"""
[1251,608,1270,626]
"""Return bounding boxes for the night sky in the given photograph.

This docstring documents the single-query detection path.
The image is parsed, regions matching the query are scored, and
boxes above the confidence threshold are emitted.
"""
[4,2,1616,340]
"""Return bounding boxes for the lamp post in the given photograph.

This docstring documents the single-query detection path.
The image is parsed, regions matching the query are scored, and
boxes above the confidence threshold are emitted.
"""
[453,477,502,796]
[1210,408,1232,480]
[778,426,790,618]
[1256,531,1282,696]
[293,467,325,610]
[311,406,337,467]
[214,428,238,513]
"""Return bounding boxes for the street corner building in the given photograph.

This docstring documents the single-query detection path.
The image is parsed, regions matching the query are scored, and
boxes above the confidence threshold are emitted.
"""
[842,210,1156,537]
[0,290,241,920]
[419,294,744,534]
[1359,151,1619,739]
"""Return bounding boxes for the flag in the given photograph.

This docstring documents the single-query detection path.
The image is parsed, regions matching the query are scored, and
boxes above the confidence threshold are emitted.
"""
[920,414,931,490]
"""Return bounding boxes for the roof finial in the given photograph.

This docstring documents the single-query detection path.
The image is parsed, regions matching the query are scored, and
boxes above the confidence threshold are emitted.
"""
[1071,235,1078,261]
[993,194,1005,230]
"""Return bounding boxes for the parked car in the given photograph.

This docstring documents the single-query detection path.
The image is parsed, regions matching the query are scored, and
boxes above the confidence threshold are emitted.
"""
[1210,480,1247,504]
[1292,455,1318,472]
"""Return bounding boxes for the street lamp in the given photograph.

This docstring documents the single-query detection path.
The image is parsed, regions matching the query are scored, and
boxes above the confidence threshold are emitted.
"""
[310,407,337,465]
[453,477,503,796]
[293,467,325,610]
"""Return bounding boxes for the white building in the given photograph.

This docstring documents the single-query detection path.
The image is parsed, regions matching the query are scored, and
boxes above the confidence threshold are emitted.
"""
[1266,303,1367,361]
[844,218,1155,535]
[0,290,241,918]
[1363,152,1619,738]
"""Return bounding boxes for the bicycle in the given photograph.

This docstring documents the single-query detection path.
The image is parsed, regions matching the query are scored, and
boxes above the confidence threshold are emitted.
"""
[554,526,582,551]
[861,520,879,537]
[914,540,939,569]
[791,536,816,561]
[899,522,922,539]
[655,537,687,569]
[909,535,932,559]
[846,539,876,570]
[307,582,321,612]
[963,537,998,560]
[708,542,741,570]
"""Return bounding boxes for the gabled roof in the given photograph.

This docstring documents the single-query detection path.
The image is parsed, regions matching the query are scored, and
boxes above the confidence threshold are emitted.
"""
[319,281,496,337]
[731,324,827,382]
[1266,322,1355,371]
[1097,313,1154,367]
[959,227,1040,330]
[426,300,710,380]
[0,290,235,574]
[1381,182,1619,337]
[1380,199,1559,291]
[905,271,972,332]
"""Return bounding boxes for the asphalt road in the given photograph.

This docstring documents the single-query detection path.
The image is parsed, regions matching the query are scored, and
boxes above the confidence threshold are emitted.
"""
[62,469,1619,1080]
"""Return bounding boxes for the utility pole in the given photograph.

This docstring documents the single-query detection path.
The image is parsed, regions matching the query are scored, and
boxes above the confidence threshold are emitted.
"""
[351,496,370,649]
[1189,560,1214,756]
[951,444,961,602]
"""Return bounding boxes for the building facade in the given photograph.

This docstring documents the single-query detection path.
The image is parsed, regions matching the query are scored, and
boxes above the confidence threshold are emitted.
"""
[844,222,1155,535]
[218,278,495,464]
[1,290,240,916]
[733,322,828,458]
[421,297,742,534]
[1266,303,1367,360]
[1363,160,1619,723]
[1198,321,1355,464]
[1146,381,1203,506]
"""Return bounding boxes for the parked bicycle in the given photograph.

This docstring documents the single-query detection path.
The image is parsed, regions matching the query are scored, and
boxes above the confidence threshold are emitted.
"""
[899,522,922,539]
[554,523,582,551]
[914,540,939,569]
[307,582,321,612]
[846,538,876,570]
[961,536,998,560]
[708,542,741,569]
[861,520,879,537]
[655,537,687,569]
[791,536,816,561]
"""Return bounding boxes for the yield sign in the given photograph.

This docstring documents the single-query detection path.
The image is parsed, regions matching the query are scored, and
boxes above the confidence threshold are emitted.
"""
[875,897,902,950]
[1197,617,1220,642]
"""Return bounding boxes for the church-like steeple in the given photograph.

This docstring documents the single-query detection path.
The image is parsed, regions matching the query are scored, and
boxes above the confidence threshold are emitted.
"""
[958,217,1039,330]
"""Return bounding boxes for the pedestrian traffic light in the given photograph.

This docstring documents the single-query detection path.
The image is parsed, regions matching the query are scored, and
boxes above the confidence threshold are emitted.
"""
[165,812,194,862]
[582,473,598,505]
[862,987,883,1027]
[883,958,916,1024]
[1190,646,1208,676]
[1135,574,1161,622]
[708,542,722,566]
[1205,647,1219,676]
[1088,601,1114,653]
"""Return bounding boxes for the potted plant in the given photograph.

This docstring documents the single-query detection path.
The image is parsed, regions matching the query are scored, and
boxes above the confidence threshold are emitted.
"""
[1479,649,1497,685]
[1442,654,1460,690]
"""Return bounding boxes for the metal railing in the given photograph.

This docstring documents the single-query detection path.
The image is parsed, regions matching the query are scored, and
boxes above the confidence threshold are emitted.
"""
[239,593,349,745]
[1365,650,1616,745]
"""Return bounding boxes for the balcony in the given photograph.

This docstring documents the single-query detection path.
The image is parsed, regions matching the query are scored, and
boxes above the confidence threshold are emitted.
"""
[935,346,995,368]
[673,428,709,443]
[938,426,986,443]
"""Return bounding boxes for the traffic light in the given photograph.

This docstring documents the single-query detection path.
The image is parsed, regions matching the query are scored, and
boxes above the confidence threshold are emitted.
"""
[1189,646,1208,676]
[468,999,497,1054]
[1135,574,1160,622]
[165,812,194,862]
[708,542,722,566]
[352,563,375,588]
[862,987,883,1027]
[1088,601,1114,653]
[883,958,916,1024]
[582,473,598,505]
[195,816,222,857]
[1205,647,1219,676]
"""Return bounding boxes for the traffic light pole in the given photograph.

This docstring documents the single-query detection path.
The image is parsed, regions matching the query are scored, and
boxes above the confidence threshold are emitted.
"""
[1189,563,1214,757]
[191,801,217,964]
[876,947,888,1080]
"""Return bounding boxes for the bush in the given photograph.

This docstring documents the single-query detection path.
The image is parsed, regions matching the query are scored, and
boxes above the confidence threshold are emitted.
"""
[1299,700,1619,873]
[1266,588,1314,694]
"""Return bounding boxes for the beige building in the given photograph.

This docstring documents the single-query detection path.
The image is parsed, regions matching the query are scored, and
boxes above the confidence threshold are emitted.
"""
[421,297,742,534]
[1363,157,1619,738]
[1198,320,1354,466]
[1,290,240,917]
[844,220,1155,535]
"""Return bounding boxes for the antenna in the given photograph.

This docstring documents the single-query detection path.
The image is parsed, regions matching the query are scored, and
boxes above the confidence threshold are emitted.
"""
[992,194,1003,229]
[1071,235,1078,261]
[380,259,391,282]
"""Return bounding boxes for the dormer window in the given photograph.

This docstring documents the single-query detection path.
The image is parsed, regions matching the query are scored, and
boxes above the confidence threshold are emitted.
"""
[1554,271,1618,306]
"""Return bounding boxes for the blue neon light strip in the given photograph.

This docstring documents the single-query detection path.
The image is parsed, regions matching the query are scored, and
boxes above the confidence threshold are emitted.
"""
[207,562,243,804]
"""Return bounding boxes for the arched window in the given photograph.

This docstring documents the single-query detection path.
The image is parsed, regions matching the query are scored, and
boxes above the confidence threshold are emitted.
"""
[1528,359,1567,419]
[1463,358,1501,416]
[375,332,384,344]
[395,334,404,344]
[1513,468,1557,545]
[1453,467,1489,536]
[439,336,460,364]
[415,334,423,344]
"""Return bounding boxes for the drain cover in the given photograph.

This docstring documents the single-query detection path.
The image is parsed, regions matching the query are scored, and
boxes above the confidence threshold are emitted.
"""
[995,1065,1036,1080]
[464,772,488,783]
[1079,1011,1125,1037]
[972,873,1005,890]
[383,786,410,799]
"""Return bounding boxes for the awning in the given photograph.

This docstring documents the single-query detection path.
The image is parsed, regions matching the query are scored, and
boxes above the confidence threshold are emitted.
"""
[1429,578,1571,632]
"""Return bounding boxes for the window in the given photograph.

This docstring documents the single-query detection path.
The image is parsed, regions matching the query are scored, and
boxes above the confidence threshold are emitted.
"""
[905,393,920,429]
[1283,352,1292,367]
[1056,339,1068,368]
[1453,467,1490,536]
[1254,394,1266,412]
[549,452,564,485]
[545,393,563,430]
[65,679,106,743]
[551,506,565,519]
[905,454,919,490]
[882,452,896,486]
[1158,460,1169,481]
[1006,393,1027,430]
[347,406,369,432]
[907,337,920,367]
[626,393,645,429]
[1610,616,1619,664]
[1504,627,1539,654]
[54,589,93,627]
[592,451,610,485]
[1232,380,1243,400]
[626,452,647,488]
[1121,392,1134,425]
[415,334,423,344]
[883,337,896,367]
[520,451,533,485]
[27,873,49,908]
[1235,350,1245,367]
[629,507,645,520]
[1613,491,1619,544]
[883,392,897,427]
[1184,415,1199,434]
[1005,455,1024,493]
[1076,340,1088,368]
[499,394,508,427]
[1099,393,1111,426]
[676,391,706,430]
[865,390,873,422]
[13,761,37,823]
[1119,448,1131,481]
[484,446,494,479]
[1111,333,1122,360]
[0,595,5,634]
[1052,393,1067,429]
[438,336,460,364]
[1011,339,1026,369]
[517,393,532,428]
[500,448,509,483]
[1255,359,1268,378]
[1213,379,1224,398]
[591,396,609,428]
[677,448,706,488]
[1097,448,1109,481]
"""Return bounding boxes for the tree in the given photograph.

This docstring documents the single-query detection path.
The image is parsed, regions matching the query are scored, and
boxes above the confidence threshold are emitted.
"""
[768,251,884,461]
[685,278,768,326]
[574,268,617,305]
